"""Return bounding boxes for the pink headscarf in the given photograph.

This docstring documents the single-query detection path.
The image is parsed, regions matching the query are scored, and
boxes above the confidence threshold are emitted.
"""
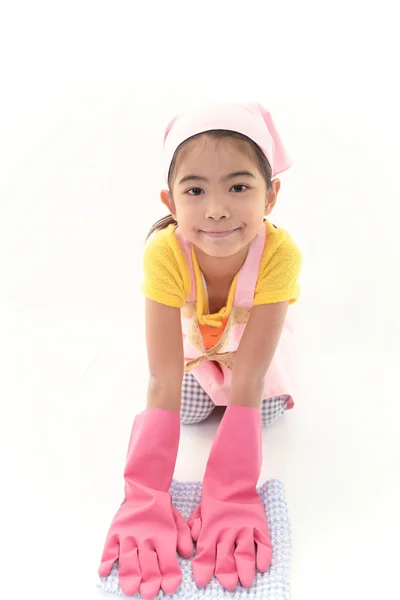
[163,102,292,184]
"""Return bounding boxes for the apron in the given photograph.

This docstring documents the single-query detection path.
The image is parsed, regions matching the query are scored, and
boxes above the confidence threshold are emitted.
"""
[176,224,296,408]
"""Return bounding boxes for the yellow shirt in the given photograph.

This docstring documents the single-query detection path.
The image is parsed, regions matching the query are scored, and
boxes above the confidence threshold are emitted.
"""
[142,220,302,341]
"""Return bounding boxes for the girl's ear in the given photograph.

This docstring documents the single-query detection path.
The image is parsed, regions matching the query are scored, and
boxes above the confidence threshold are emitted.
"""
[264,178,280,216]
[264,198,276,216]
[160,189,177,219]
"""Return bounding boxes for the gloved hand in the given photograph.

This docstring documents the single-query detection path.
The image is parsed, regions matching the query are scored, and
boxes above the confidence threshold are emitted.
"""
[98,408,193,600]
[187,405,272,591]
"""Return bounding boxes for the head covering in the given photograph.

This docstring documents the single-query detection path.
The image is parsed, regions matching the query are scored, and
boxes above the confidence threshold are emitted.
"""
[163,101,292,185]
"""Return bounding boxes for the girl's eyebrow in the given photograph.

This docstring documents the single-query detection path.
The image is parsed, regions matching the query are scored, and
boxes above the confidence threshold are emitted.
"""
[178,171,256,185]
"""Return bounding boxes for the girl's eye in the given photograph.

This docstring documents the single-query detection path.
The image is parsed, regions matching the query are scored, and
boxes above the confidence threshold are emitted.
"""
[186,184,248,196]
[231,184,248,192]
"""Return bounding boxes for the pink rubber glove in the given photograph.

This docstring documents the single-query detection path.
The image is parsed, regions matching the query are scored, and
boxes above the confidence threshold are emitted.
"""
[98,408,193,600]
[187,405,272,591]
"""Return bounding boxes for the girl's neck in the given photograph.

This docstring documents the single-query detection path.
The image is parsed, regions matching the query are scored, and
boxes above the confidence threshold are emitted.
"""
[193,244,250,284]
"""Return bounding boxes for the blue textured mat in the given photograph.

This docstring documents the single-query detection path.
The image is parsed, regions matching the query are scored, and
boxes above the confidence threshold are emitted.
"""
[98,479,291,599]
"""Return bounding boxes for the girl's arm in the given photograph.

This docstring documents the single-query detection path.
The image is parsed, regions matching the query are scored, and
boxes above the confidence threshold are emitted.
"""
[229,301,289,408]
[145,298,184,413]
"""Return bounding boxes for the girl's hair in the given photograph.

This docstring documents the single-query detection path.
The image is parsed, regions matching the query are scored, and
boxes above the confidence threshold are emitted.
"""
[145,129,273,241]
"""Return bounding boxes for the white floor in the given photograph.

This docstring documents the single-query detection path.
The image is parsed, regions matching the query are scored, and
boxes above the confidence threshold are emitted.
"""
[1,303,399,600]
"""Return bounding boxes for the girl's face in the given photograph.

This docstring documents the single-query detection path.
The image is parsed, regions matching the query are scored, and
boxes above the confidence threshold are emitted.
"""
[161,135,280,259]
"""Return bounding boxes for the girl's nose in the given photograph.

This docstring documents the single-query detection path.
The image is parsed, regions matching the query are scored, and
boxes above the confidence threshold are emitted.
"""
[204,197,230,220]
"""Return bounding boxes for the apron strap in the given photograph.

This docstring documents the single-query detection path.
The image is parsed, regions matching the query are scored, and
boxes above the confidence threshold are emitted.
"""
[234,222,267,307]
[175,228,196,303]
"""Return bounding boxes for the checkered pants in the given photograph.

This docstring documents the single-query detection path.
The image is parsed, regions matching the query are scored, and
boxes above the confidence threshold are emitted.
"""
[180,371,291,428]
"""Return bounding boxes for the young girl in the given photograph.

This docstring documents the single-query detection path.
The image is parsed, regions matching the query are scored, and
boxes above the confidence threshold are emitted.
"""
[98,102,302,600]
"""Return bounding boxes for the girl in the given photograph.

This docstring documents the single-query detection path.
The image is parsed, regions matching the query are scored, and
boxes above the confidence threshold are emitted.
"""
[98,102,302,600]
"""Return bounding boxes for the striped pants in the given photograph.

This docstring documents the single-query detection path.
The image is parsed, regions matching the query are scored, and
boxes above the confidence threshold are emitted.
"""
[180,371,292,428]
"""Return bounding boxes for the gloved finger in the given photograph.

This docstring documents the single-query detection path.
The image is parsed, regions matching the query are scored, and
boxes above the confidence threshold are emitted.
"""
[187,504,200,527]
[254,529,273,572]
[190,516,202,542]
[138,545,162,600]
[187,504,200,528]
[215,531,238,591]
[155,540,183,595]
[98,533,119,577]
[172,506,194,558]
[234,528,256,588]
[187,505,202,542]
[192,540,217,588]
[118,538,141,597]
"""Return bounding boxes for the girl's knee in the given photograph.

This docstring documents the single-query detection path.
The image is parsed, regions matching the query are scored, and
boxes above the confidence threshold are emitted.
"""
[180,404,215,425]
[181,372,215,424]
[261,395,291,427]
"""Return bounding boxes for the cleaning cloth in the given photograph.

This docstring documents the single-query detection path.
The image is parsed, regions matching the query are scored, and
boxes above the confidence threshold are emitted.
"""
[98,478,291,599]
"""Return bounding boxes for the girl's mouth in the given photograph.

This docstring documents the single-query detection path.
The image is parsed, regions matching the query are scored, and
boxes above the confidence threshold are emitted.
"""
[201,227,241,238]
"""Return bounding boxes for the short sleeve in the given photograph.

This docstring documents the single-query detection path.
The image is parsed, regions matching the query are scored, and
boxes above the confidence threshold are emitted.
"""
[253,227,302,306]
[141,226,190,308]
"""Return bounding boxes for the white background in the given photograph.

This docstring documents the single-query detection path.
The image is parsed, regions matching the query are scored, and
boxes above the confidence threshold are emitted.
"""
[1,1,399,598]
